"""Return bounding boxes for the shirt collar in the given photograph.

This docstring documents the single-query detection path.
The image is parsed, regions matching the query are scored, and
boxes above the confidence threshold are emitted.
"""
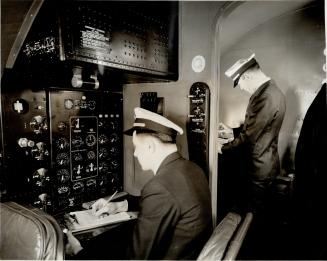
[156,152,182,174]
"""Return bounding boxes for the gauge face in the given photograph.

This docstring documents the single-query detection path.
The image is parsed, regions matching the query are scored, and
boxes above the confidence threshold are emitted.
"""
[88,100,96,110]
[56,153,69,166]
[86,178,96,188]
[71,136,84,149]
[109,146,119,156]
[85,134,97,147]
[57,169,70,183]
[86,162,97,174]
[72,152,83,162]
[87,150,96,160]
[108,121,118,131]
[72,164,84,179]
[110,160,119,170]
[72,181,84,194]
[99,147,108,159]
[109,133,119,143]
[98,134,109,145]
[99,162,109,173]
[58,186,70,195]
[56,137,69,150]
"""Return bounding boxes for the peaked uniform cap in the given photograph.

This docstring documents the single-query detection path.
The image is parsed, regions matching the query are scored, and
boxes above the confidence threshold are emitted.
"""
[124,107,183,137]
[225,53,258,87]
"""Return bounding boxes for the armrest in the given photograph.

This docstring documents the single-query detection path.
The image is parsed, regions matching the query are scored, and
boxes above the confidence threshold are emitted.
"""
[223,212,253,260]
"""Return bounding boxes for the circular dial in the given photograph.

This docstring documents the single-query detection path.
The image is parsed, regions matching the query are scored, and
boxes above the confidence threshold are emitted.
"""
[72,164,84,178]
[58,185,70,195]
[71,136,84,149]
[72,181,84,194]
[72,152,83,162]
[56,153,69,166]
[87,150,96,160]
[85,134,97,147]
[57,169,70,183]
[88,100,96,110]
[110,159,119,170]
[99,162,109,173]
[109,133,119,143]
[86,178,97,190]
[108,121,118,131]
[98,134,109,145]
[109,146,119,156]
[99,148,108,159]
[56,137,69,150]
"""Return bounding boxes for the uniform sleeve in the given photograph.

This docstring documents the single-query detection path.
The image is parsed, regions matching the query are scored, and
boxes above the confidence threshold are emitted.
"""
[128,181,180,259]
[222,93,275,151]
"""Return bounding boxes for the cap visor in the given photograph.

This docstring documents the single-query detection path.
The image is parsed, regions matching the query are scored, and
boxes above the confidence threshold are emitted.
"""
[233,77,240,88]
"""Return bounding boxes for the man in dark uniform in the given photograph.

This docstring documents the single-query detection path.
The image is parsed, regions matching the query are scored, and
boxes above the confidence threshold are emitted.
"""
[217,54,286,259]
[218,53,286,217]
[66,107,212,260]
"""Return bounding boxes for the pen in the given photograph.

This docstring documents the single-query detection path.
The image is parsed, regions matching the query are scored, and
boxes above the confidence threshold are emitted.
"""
[106,190,118,204]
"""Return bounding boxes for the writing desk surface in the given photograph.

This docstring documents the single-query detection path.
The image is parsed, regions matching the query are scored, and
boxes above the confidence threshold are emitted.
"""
[69,211,138,241]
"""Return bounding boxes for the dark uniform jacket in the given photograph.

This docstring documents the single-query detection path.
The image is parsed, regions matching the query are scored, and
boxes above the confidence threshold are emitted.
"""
[222,80,286,182]
[128,152,212,260]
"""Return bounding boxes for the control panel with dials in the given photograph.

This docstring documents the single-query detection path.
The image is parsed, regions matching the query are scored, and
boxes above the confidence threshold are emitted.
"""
[187,82,210,176]
[1,87,123,213]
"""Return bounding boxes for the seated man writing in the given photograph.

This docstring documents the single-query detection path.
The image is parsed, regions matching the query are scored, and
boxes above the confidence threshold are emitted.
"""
[66,107,212,260]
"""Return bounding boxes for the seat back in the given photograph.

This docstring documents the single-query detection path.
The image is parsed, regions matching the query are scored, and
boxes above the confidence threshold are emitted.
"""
[0,201,64,260]
[197,212,253,261]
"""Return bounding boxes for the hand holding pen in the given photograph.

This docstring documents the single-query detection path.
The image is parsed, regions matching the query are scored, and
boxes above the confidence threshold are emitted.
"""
[91,191,119,217]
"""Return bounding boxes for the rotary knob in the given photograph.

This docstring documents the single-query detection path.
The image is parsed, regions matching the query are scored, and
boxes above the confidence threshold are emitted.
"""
[30,115,48,134]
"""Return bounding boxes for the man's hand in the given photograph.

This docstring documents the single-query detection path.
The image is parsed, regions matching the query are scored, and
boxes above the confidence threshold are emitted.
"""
[217,140,223,154]
[218,122,234,140]
[64,229,83,256]
[91,199,128,217]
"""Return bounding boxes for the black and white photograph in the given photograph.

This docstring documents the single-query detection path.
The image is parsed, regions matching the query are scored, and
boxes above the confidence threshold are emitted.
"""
[1,0,326,260]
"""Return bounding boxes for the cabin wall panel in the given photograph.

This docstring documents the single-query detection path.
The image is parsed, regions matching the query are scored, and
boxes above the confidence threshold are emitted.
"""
[1,0,33,74]
[123,2,223,195]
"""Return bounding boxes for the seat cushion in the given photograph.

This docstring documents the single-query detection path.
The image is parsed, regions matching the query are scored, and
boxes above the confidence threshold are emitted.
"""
[197,212,241,260]
[0,202,64,260]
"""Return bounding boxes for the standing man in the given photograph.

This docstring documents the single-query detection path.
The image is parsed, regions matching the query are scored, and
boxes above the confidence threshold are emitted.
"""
[66,107,212,260]
[218,53,286,219]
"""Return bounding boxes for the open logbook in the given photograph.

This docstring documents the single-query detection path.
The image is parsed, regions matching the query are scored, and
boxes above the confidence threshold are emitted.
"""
[67,210,138,233]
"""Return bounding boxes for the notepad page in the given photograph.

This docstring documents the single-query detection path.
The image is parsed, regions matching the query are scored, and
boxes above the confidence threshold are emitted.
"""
[69,210,132,232]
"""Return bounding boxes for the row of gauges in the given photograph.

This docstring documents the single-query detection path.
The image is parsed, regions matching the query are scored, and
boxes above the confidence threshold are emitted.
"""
[55,147,119,167]
[55,133,119,151]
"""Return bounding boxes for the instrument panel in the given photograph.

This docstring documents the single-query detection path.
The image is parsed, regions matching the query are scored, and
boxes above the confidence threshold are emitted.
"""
[1,87,123,213]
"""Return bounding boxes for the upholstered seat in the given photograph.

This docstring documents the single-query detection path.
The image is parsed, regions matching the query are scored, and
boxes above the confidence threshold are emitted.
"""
[197,212,252,260]
[0,201,64,260]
